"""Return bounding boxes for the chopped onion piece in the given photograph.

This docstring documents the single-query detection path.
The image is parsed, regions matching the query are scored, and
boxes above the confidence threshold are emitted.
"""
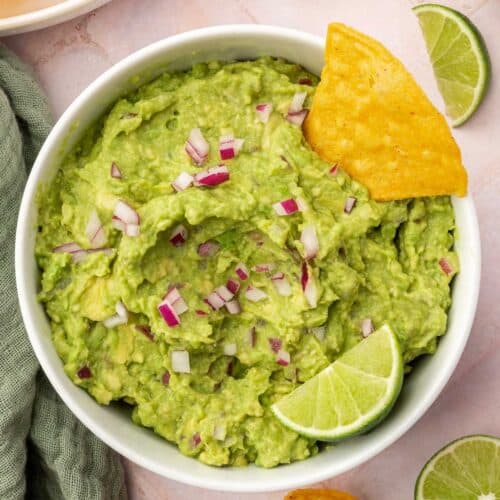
[301,262,317,307]
[252,263,275,274]
[125,223,140,237]
[245,286,268,302]
[111,216,126,232]
[191,432,201,447]
[329,164,339,176]
[235,263,249,280]
[115,301,128,319]
[86,210,107,248]
[103,314,127,329]
[223,343,237,356]
[271,273,292,296]
[268,337,282,353]
[205,291,225,310]
[272,198,300,216]
[165,287,188,315]
[246,327,257,347]
[185,128,209,165]
[161,370,170,385]
[311,326,326,341]
[255,103,273,123]
[286,109,308,126]
[193,165,230,187]
[158,300,181,327]
[225,300,241,315]
[301,225,319,260]
[226,279,240,295]
[344,196,357,214]
[77,366,92,379]
[439,258,453,276]
[172,171,194,192]
[169,224,188,246]
[110,162,122,179]
[114,200,140,225]
[53,242,82,254]
[195,309,209,316]
[71,250,88,263]
[213,423,226,441]
[215,285,234,302]
[136,324,154,341]
[361,318,374,338]
[197,240,220,257]
[276,349,291,366]
[219,134,244,160]
[171,350,190,373]
[289,91,307,113]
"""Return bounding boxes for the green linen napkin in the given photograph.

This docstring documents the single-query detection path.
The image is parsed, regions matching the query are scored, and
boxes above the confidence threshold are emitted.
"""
[0,45,127,500]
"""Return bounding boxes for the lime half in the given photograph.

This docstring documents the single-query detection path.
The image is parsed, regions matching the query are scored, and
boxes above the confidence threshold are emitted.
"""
[271,324,403,441]
[413,3,491,127]
[415,435,500,500]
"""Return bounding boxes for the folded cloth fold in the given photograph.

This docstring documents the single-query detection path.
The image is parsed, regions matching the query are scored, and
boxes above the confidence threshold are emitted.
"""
[0,44,126,500]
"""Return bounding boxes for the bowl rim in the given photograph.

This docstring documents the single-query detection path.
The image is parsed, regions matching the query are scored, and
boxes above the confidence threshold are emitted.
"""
[0,0,110,35]
[15,24,481,492]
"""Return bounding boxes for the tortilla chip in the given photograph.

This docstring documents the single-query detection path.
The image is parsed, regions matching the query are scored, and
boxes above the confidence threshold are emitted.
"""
[285,489,357,500]
[303,23,467,201]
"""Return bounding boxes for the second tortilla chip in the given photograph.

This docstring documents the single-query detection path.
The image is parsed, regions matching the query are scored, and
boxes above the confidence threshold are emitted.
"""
[303,23,467,201]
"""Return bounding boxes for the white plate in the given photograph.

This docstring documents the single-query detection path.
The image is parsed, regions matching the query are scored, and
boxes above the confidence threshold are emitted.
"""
[15,25,481,492]
[0,0,110,36]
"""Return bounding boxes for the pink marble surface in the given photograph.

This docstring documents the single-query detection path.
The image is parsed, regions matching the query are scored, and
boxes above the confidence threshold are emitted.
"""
[3,1,499,498]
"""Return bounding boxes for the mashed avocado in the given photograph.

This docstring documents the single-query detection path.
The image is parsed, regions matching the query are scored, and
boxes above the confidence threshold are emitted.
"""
[36,58,458,467]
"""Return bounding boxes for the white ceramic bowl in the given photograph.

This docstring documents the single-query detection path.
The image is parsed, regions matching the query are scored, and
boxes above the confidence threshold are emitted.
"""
[0,0,110,36]
[15,25,481,492]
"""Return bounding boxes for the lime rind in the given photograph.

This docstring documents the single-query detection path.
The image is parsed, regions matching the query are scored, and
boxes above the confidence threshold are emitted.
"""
[271,324,404,441]
[415,434,500,500]
[413,3,491,127]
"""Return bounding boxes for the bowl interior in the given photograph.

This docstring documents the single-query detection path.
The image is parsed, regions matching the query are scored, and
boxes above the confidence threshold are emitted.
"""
[16,25,481,492]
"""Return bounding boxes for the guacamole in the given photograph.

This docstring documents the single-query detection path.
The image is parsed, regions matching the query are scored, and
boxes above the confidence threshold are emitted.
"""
[36,58,458,468]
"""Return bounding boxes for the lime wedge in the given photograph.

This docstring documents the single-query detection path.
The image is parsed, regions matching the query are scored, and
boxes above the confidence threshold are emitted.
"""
[415,435,500,500]
[271,324,403,441]
[413,4,491,127]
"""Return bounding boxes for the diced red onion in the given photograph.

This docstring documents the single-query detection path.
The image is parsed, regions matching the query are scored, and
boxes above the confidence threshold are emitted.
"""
[136,324,154,341]
[125,223,140,237]
[53,242,82,254]
[213,423,226,441]
[311,326,326,341]
[165,287,181,303]
[301,225,319,260]
[71,250,88,263]
[111,216,126,232]
[225,300,241,315]
[191,432,201,447]
[161,370,170,385]
[103,314,127,328]
[268,337,282,353]
[115,301,128,320]
[164,287,188,315]
[252,263,275,274]
[226,279,240,295]
[329,164,339,176]
[272,198,300,216]
[255,103,273,123]
[114,200,140,225]
[158,300,181,327]
[439,258,453,276]
[110,162,122,179]
[245,286,268,302]
[195,309,209,316]
[185,128,209,166]
[171,350,190,373]
[219,134,245,160]
[286,109,308,126]
[361,318,374,338]
[193,165,229,187]
[344,196,357,214]
[276,349,291,366]
[223,343,237,356]
[215,285,234,302]
[197,240,220,257]
[246,327,257,347]
[271,272,292,296]
[289,92,307,113]
[77,366,92,379]
[172,171,194,192]
[235,263,249,280]
[86,210,107,248]
[169,224,188,246]
[301,262,317,308]
[205,291,225,310]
